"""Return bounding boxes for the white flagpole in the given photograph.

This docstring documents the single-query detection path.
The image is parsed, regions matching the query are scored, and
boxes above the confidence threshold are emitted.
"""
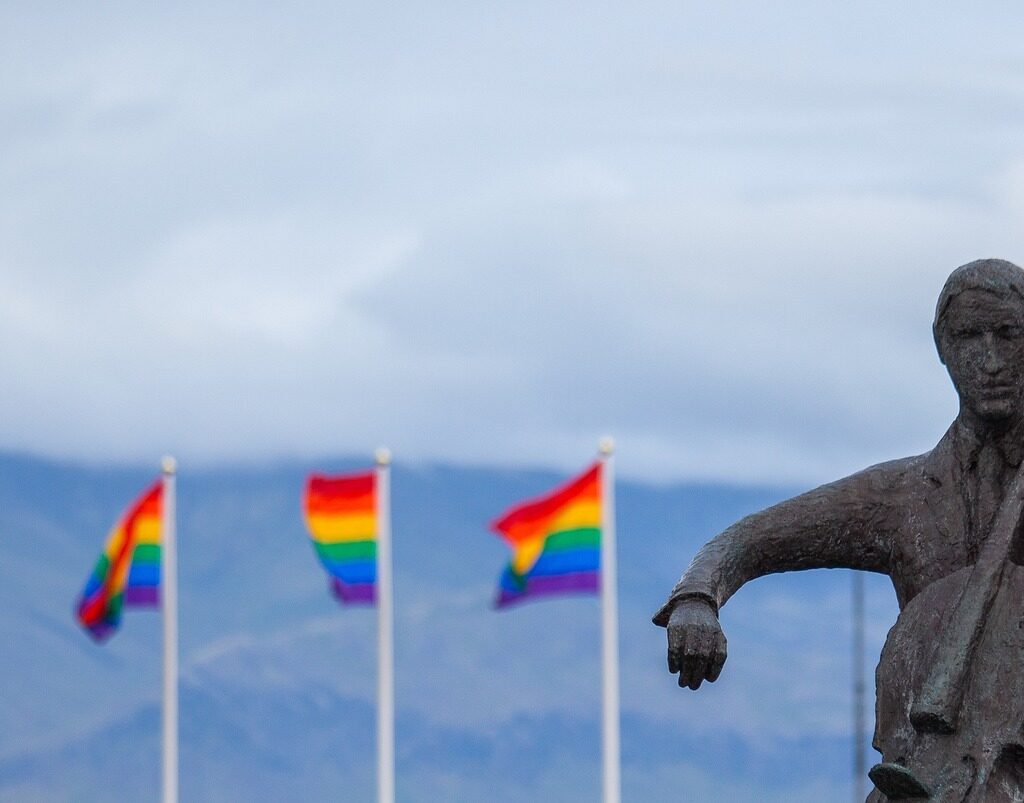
[599,437,621,803]
[375,448,395,803]
[853,570,866,802]
[160,456,179,803]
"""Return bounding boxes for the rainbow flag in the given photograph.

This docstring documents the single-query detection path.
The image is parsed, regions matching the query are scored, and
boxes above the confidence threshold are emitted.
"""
[303,470,377,604]
[76,479,163,640]
[492,462,602,608]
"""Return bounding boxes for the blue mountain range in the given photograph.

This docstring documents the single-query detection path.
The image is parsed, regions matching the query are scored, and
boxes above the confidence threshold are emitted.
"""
[0,452,897,801]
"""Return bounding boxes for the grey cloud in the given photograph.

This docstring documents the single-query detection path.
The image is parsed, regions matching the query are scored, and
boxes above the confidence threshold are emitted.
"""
[3,2,1024,482]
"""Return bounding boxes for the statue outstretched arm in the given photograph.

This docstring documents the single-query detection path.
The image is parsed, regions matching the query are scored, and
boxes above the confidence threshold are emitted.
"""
[653,461,902,688]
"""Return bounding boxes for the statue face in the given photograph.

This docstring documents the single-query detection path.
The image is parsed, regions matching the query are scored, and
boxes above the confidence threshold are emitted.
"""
[940,289,1024,422]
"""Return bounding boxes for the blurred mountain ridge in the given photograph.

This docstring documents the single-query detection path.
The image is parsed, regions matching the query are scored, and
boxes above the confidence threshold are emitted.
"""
[0,451,896,801]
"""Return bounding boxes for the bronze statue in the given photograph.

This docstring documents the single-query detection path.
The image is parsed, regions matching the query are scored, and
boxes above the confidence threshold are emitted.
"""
[653,259,1024,801]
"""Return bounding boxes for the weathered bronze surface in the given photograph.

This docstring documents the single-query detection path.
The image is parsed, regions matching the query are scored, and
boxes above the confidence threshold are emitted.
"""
[653,259,1024,801]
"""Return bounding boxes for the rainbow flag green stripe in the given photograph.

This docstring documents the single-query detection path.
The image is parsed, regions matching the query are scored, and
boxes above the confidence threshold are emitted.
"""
[543,527,600,552]
[313,540,377,562]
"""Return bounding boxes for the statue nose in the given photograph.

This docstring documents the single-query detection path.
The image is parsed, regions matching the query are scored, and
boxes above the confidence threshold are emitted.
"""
[983,333,1004,374]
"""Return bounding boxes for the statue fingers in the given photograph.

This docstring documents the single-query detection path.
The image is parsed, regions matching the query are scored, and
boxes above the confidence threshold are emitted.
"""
[692,633,719,686]
[678,661,704,690]
[701,629,727,682]
[677,650,698,688]
[678,644,708,690]
[706,644,727,683]
[666,628,685,674]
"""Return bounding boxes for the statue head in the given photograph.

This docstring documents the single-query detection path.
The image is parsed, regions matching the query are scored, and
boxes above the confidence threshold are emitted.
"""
[934,259,1024,424]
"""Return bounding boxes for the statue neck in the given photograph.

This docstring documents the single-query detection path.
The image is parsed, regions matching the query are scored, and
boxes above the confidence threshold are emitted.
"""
[956,409,1024,457]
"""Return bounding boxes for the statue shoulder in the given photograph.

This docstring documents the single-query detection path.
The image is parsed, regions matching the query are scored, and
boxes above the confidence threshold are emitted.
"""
[811,454,928,501]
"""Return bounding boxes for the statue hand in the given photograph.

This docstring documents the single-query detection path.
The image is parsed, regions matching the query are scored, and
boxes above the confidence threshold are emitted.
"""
[666,598,728,690]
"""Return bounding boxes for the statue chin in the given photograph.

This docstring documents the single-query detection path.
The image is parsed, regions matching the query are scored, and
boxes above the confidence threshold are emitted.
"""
[970,398,1020,423]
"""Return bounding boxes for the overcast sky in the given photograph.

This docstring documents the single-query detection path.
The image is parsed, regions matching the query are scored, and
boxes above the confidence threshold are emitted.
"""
[3,3,1024,483]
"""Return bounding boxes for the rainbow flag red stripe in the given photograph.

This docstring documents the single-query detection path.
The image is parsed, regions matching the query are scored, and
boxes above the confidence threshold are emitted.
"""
[303,471,377,605]
[76,479,162,640]
[491,462,602,608]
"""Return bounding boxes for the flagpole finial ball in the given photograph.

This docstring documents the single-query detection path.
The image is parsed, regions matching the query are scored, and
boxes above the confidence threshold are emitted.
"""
[599,436,615,456]
[161,456,177,475]
[375,447,392,467]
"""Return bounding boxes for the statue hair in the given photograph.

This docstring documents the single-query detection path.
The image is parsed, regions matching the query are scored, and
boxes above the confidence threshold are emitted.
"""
[933,258,1024,363]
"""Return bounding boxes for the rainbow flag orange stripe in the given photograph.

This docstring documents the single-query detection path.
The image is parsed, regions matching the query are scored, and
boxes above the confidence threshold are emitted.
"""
[303,471,377,604]
[491,462,602,608]
[76,479,163,641]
